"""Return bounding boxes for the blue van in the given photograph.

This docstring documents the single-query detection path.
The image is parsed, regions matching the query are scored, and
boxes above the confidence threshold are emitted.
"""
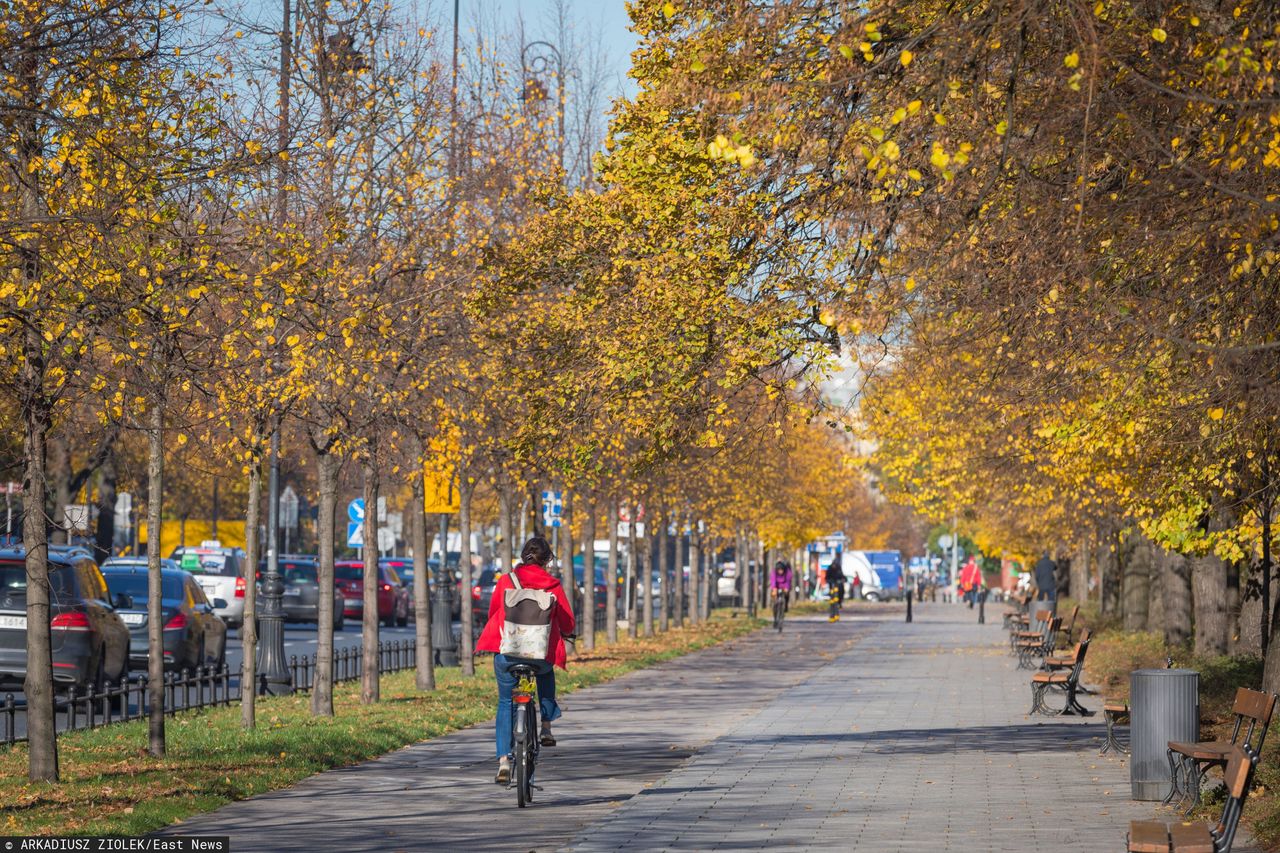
[863,551,904,599]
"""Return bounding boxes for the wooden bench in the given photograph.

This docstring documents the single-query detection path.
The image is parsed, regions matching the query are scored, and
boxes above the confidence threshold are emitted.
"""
[1127,744,1255,853]
[1030,631,1093,716]
[1056,603,1080,645]
[1166,687,1277,812]
[1002,593,1031,629]
[1015,616,1061,670]
[1102,700,1129,755]
[1010,608,1054,652]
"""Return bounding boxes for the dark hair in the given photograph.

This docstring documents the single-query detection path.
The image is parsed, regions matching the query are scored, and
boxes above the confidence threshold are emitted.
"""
[774,561,788,571]
[520,536,553,567]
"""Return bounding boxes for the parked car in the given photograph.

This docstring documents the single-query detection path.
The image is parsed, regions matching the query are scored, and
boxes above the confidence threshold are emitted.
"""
[471,567,497,620]
[571,561,608,613]
[0,548,130,692]
[334,561,410,627]
[101,564,227,672]
[717,562,739,601]
[170,545,246,628]
[256,557,346,629]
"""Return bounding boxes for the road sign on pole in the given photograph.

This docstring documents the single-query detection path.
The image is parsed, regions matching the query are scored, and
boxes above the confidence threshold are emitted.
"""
[280,486,299,529]
[347,498,365,523]
[347,521,364,548]
[541,490,563,528]
[376,527,394,553]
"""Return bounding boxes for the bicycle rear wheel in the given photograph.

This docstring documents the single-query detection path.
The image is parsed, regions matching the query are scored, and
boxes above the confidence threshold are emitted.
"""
[514,704,530,808]
[773,598,785,631]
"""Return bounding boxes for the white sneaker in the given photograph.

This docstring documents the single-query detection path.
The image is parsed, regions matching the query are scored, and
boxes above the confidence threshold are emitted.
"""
[495,756,510,784]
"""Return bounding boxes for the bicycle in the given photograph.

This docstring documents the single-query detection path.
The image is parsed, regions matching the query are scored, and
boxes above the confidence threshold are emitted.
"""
[507,633,575,808]
[772,591,787,632]
[508,662,541,807]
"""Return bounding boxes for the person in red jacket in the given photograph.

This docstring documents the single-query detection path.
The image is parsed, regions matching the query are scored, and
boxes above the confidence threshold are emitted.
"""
[476,535,575,784]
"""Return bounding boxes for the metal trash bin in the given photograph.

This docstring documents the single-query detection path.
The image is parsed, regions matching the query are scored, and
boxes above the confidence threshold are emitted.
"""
[1130,668,1199,800]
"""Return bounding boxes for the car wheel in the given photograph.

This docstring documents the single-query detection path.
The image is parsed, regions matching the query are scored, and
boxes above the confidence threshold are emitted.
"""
[864,591,880,603]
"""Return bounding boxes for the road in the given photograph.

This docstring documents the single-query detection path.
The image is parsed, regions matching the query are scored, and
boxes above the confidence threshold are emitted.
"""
[2,620,434,742]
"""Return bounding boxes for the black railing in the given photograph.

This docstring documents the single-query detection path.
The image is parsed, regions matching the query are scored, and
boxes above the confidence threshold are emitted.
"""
[4,639,421,748]
[288,639,416,692]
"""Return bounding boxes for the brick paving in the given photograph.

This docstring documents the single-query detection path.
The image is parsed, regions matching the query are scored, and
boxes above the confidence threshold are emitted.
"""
[167,603,1258,852]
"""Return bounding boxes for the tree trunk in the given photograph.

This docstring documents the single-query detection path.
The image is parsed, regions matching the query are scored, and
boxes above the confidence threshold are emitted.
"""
[658,512,670,632]
[361,456,380,704]
[93,444,117,564]
[581,498,596,650]
[606,499,619,644]
[746,533,757,619]
[21,382,57,781]
[1071,538,1090,604]
[627,503,639,639]
[241,446,262,729]
[1161,548,1194,647]
[146,405,166,757]
[411,469,435,690]
[498,486,514,574]
[559,493,575,632]
[458,476,475,677]
[1120,530,1151,632]
[48,435,71,546]
[674,518,685,629]
[1263,502,1273,655]
[311,449,338,716]
[689,528,702,626]
[641,530,654,637]
[1226,559,1243,654]
[1192,551,1229,657]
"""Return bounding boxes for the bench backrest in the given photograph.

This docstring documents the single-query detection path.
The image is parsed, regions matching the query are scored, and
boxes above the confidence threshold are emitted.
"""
[1213,745,1257,852]
[1043,616,1063,652]
[1067,630,1092,686]
[1229,687,1278,757]
[1060,604,1080,641]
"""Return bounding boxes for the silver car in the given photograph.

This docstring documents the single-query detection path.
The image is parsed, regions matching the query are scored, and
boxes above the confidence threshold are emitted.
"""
[170,546,246,628]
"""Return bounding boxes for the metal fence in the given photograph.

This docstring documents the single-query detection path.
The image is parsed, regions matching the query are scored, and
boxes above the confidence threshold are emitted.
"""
[3,639,419,748]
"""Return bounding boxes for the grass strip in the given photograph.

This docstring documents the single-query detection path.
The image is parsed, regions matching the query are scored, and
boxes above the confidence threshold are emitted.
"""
[0,610,762,837]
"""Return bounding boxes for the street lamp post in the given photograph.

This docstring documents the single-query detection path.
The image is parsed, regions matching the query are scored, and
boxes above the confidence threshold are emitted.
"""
[432,513,459,667]
[521,40,564,172]
[257,425,292,694]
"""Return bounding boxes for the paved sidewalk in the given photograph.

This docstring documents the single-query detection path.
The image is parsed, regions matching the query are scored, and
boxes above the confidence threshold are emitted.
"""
[167,604,1255,851]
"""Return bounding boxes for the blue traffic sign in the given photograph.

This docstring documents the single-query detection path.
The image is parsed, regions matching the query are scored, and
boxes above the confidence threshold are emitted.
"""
[540,490,563,528]
[347,521,364,548]
[347,498,365,523]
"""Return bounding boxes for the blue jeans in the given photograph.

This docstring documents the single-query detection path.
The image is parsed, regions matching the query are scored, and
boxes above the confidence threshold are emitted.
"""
[493,654,561,759]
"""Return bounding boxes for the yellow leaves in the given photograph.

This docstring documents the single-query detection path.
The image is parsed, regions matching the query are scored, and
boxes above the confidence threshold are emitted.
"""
[995,120,1008,136]
[1208,407,1224,421]
[690,59,706,73]
[899,50,913,67]
[1151,27,1168,43]
[930,144,950,169]
[662,2,676,18]
[1064,52,1080,68]
[838,45,854,60]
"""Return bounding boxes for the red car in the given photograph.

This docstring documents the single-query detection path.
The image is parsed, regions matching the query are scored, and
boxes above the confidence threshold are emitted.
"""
[334,561,410,627]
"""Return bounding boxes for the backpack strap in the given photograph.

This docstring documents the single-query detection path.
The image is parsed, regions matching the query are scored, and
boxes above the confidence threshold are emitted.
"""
[509,568,523,591]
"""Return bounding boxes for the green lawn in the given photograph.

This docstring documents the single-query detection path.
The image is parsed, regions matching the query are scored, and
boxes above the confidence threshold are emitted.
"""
[0,611,762,836]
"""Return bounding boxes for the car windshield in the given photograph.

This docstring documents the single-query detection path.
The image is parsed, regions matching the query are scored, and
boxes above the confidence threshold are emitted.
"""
[0,562,76,599]
[282,564,318,585]
[103,572,184,603]
[395,565,415,583]
[335,564,363,581]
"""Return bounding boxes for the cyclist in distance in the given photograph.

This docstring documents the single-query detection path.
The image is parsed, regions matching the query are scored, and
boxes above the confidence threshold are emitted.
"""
[770,560,793,606]
[826,554,846,622]
[770,560,794,630]
[476,536,575,784]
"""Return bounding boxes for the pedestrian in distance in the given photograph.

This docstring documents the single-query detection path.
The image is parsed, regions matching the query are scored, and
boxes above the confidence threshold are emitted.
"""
[1033,551,1058,613]
[959,556,982,609]
[476,536,575,785]
[826,555,846,622]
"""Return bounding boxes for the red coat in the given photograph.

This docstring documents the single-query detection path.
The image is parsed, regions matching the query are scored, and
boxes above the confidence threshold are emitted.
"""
[476,563,576,669]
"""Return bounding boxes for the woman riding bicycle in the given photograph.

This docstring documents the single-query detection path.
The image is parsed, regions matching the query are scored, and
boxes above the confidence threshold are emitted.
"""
[476,536,575,784]
[769,560,793,606]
